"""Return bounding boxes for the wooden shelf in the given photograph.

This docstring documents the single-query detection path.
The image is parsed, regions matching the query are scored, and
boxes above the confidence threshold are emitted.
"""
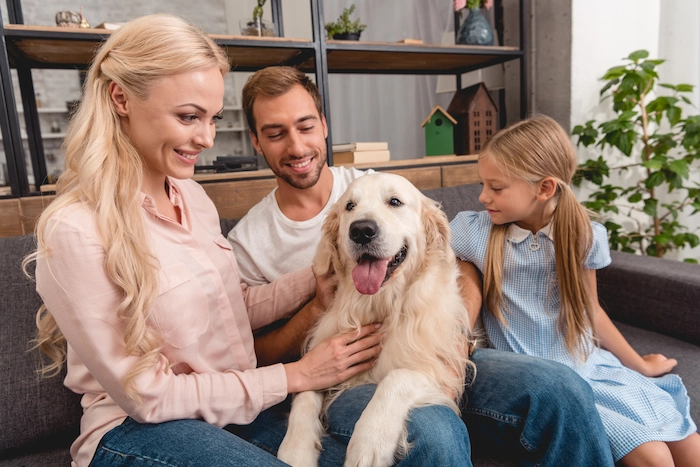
[319,41,522,75]
[0,0,526,198]
[3,25,314,70]
[3,25,522,76]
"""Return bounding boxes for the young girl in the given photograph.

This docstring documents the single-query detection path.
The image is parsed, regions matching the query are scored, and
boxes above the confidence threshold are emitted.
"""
[450,115,700,466]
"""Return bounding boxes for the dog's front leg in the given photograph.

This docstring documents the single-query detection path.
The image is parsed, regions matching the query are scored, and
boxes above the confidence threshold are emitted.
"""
[344,369,452,467]
[277,390,325,467]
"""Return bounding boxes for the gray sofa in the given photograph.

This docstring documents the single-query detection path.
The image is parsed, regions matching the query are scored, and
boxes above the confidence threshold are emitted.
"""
[2,183,698,466]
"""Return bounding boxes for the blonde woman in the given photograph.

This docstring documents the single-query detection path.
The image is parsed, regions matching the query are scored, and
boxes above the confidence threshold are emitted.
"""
[450,115,700,466]
[28,14,384,467]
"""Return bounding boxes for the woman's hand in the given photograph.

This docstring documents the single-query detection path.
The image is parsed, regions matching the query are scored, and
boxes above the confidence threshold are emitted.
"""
[284,323,383,393]
[635,353,678,377]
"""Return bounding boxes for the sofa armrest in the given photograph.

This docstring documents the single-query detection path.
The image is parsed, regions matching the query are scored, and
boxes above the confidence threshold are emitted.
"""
[597,251,700,346]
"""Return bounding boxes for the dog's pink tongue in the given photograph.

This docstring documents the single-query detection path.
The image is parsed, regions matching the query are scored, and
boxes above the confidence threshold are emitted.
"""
[352,257,389,295]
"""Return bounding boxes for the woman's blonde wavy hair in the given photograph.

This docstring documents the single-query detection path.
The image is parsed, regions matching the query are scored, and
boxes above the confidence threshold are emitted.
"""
[24,14,230,401]
[481,115,596,360]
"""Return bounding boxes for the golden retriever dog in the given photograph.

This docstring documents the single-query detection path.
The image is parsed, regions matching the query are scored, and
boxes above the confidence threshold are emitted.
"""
[277,173,473,467]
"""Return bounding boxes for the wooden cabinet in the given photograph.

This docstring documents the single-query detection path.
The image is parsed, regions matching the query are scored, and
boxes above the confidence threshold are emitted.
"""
[0,0,527,198]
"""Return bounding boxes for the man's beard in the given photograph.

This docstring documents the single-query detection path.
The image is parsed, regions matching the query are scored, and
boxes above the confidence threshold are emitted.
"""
[262,149,327,190]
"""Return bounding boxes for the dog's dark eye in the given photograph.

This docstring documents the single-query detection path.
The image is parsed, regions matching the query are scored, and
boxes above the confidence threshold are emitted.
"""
[389,197,402,207]
[346,201,355,211]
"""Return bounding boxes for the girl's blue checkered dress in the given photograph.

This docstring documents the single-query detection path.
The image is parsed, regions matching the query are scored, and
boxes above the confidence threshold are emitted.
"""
[451,210,696,461]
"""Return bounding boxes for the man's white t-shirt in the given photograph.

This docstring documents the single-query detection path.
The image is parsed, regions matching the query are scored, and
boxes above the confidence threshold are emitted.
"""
[228,166,372,285]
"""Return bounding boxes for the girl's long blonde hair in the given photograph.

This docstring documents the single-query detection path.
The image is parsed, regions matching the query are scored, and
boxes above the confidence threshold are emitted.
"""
[26,14,230,401]
[481,115,596,360]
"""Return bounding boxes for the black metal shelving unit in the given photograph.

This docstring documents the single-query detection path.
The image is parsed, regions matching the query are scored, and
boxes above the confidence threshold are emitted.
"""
[0,0,527,198]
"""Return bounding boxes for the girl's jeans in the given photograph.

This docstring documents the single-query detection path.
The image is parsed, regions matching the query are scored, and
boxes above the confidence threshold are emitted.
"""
[89,349,613,467]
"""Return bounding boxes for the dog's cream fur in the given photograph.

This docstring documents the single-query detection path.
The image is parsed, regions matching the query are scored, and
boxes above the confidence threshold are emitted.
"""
[277,173,473,467]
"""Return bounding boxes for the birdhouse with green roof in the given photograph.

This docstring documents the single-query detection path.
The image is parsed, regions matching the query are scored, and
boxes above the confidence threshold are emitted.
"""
[421,105,457,156]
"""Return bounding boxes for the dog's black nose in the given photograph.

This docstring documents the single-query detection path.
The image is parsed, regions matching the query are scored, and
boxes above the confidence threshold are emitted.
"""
[350,220,378,245]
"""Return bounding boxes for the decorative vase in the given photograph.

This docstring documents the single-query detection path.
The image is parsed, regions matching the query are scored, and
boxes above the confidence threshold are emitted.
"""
[456,8,494,46]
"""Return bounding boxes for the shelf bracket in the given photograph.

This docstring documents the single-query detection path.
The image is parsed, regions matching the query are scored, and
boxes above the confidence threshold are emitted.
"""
[309,0,334,166]
[17,66,48,188]
[0,10,29,196]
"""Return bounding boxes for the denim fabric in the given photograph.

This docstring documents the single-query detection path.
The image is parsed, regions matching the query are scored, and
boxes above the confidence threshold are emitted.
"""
[90,349,613,466]
[325,385,472,466]
[464,348,614,467]
[89,417,287,466]
[89,391,469,466]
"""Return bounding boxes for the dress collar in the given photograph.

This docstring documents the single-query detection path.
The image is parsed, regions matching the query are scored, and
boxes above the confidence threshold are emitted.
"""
[507,222,554,244]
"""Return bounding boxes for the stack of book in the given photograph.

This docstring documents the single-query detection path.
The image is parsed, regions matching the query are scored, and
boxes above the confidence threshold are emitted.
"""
[331,142,390,165]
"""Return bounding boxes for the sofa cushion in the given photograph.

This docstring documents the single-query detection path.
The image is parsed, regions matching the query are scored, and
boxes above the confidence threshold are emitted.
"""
[615,321,700,423]
[0,235,82,459]
[0,447,72,467]
[220,217,239,238]
[599,251,700,347]
[422,183,484,221]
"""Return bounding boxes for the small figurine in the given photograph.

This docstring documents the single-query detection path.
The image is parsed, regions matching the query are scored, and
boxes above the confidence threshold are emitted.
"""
[79,7,90,28]
[55,11,81,28]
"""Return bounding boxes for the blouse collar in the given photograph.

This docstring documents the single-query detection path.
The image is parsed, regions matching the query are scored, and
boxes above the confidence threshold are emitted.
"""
[507,222,554,244]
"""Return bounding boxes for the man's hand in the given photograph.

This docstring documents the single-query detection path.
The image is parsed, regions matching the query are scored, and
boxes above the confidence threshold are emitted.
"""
[309,264,338,319]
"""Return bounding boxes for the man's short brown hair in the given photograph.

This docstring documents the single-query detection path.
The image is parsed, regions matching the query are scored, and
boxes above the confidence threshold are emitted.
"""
[242,66,324,136]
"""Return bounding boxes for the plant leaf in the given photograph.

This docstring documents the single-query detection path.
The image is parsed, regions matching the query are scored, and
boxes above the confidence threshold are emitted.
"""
[669,159,689,178]
[642,159,664,170]
[628,50,649,61]
[667,106,682,126]
[643,198,658,216]
[628,192,643,203]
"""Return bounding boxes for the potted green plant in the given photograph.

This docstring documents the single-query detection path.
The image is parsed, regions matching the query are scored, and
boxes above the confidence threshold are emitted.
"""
[573,50,700,262]
[240,0,275,37]
[325,4,366,41]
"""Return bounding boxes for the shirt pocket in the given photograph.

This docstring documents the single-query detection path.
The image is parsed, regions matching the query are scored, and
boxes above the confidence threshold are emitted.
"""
[213,235,233,251]
[212,235,240,279]
[153,262,210,349]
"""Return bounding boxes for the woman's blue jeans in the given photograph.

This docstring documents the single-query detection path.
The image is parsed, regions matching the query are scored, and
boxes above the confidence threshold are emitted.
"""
[89,349,613,466]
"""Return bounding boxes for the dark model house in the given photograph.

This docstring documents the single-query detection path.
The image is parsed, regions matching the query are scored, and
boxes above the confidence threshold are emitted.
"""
[447,82,499,155]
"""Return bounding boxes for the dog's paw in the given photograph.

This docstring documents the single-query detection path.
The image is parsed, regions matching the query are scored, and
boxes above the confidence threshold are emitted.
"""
[344,418,399,467]
[277,437,321,467]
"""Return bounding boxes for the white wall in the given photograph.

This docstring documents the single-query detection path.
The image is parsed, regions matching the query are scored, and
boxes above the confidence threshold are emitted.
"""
[571,0,660,130]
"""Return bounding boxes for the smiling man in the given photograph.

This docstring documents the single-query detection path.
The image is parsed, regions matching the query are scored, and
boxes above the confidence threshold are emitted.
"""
[229,67,372,287]
[228,67,373,367]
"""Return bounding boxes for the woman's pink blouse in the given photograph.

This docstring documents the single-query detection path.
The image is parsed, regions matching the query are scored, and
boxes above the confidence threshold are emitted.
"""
[35,178,315,467]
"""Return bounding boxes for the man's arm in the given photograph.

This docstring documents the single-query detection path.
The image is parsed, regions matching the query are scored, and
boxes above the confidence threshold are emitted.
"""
[254,299,324,365]
[254,266,337,366]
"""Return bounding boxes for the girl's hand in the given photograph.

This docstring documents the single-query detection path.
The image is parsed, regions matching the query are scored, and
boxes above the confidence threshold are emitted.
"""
[284,323,383,393]
[637,353,678,377]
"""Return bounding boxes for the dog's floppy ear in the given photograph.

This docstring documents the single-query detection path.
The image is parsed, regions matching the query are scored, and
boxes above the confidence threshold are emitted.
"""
[313,206,341,276]
[420,195,452,259]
